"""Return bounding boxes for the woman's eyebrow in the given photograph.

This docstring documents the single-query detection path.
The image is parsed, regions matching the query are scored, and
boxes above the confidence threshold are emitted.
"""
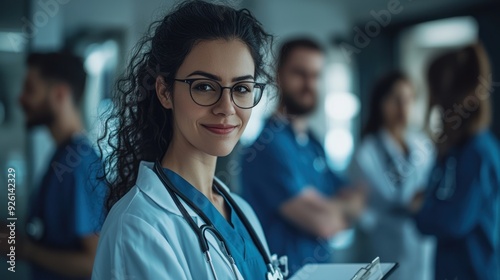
[186,70,254,82]
[232,75,254,82]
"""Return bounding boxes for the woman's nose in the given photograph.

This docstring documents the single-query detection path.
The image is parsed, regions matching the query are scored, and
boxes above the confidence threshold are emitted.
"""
[212,88,236,116]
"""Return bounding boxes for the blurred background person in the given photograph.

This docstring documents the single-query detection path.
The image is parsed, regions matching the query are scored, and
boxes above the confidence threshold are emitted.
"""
[241,38,365,276]
[412,43,500,280]
[349,71,435,280]
[0,52,105,280]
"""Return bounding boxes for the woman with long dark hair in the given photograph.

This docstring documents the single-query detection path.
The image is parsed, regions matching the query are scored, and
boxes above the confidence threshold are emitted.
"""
[349,71,435,279]
[92,1,286,279]
[413,43,500,280]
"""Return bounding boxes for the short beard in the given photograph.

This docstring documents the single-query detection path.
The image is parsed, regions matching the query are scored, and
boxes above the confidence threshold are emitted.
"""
[25,102,55,129]
[280,90,317,116]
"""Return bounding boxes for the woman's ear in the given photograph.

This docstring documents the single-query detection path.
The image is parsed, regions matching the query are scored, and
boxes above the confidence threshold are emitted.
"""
[156,76,173,109]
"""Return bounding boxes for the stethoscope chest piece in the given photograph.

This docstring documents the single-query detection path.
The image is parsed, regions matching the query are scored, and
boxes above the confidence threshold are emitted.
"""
[267,254,287,280]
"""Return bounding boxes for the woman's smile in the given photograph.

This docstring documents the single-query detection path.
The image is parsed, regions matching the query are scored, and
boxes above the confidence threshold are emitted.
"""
[201,123,239,135]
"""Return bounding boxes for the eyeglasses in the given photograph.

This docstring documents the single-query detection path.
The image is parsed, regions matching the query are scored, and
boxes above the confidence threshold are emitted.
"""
[174,78,266,109]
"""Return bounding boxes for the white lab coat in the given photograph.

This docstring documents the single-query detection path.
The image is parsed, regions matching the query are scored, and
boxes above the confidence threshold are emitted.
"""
[92,161,271,280]
[349,129,436,280]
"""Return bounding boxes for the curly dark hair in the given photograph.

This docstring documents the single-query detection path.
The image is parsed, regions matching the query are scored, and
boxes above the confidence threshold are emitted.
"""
[98,0,274,212]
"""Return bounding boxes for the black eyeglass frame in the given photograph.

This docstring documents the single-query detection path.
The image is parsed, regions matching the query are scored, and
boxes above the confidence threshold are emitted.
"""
[173,78,266,109]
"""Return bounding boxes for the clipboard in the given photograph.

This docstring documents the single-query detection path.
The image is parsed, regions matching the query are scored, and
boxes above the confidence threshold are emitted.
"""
[289,257,399,280]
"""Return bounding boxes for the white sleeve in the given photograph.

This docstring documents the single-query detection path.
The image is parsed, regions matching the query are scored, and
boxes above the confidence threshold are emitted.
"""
[92,214,188,280]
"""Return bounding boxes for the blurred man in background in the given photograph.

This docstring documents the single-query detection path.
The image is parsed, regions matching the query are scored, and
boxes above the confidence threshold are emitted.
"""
[2,52,105,280]
[241,38,365,275]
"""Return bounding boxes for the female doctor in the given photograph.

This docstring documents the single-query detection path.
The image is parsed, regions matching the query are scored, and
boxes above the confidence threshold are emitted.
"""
[92,1,283,279]
[349,71,435,280]
[411,44,500,280]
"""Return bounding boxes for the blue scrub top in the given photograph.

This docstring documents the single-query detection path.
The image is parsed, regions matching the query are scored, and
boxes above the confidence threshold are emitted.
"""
[27,135,106,280]
[161,168,268,279]
[415,130,500,280]
[241,115,346,275]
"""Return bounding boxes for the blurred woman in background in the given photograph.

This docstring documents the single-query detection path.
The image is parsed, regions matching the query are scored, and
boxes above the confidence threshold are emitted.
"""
[349,71,435,280]
[413,43,500,280]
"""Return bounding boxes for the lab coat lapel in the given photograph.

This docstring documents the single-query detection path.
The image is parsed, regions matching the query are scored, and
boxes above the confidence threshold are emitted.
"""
[378,130,425,202]
[135,161,199,217]
[135,161,245,279]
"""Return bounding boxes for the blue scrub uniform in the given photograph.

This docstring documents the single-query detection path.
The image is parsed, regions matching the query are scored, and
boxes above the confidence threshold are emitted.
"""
[27,134,106,280]
[241,115,346,275]
[161,168,268,279]
[415,130,500,280]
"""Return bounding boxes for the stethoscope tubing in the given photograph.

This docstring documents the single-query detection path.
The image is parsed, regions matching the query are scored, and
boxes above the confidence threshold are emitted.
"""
[152,160,275,278]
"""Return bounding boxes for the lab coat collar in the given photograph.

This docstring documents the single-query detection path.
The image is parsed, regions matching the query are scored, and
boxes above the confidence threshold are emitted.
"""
[135,160,232,219]
[379,128,411,159]
[135,161,246,279]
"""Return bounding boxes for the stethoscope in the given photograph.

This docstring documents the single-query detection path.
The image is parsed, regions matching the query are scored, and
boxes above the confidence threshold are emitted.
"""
[431,156,457,201]
[153,161,286,280]
[374,133,414,191]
